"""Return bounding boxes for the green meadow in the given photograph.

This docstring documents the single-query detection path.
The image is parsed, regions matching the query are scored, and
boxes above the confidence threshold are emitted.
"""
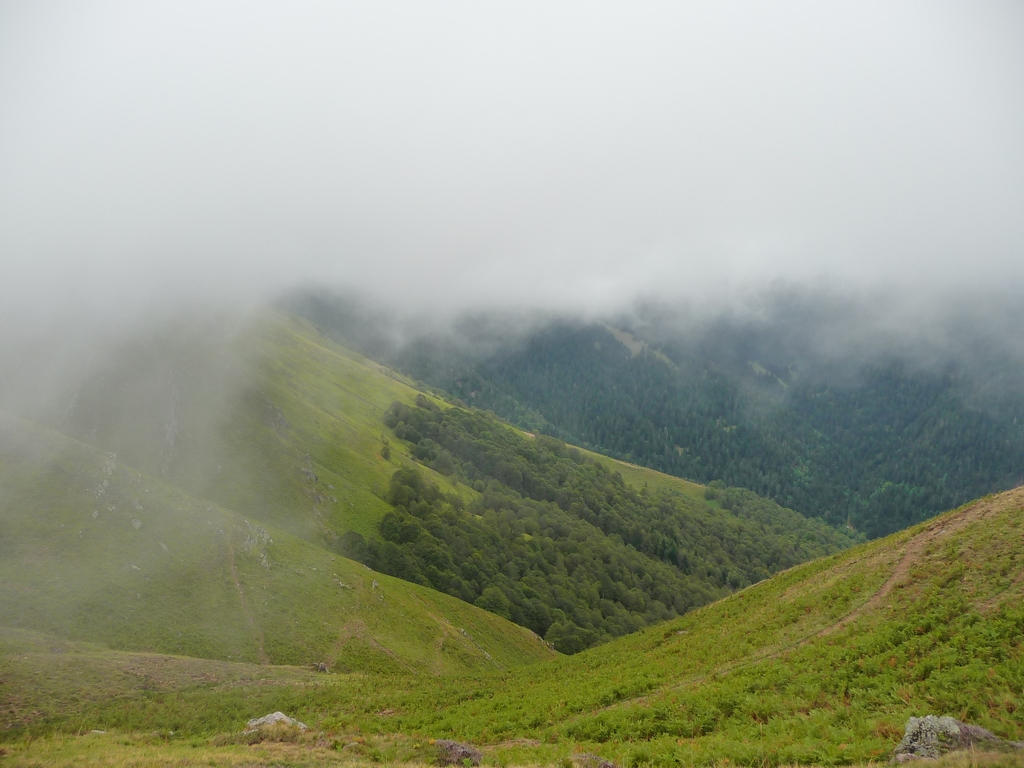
[3,488,1024,766]
[1,311,1022,766]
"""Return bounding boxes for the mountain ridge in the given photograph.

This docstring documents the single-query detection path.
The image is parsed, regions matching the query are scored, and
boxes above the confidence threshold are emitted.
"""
[0,410,552,673]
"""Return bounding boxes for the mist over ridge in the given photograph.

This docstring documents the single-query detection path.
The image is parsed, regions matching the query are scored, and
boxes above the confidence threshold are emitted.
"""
[287,281,1024,377]
[1,0,1023,557]
[5,5,1024,758]
[1,0,1023,325]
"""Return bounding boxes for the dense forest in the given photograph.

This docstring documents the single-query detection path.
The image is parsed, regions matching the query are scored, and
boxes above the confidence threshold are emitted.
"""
[390,324,1024,538]
[289,291,1024,539]
[336,396,855,653]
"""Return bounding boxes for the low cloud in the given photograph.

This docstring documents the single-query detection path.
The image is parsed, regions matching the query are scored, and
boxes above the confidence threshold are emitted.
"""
[1,1,1022,322]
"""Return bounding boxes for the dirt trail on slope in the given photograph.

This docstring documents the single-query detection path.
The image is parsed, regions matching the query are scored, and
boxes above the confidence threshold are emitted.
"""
[326,617,414,672]
[226,534,269,665]
[567,489,1024,723]
[818,487,1024,637]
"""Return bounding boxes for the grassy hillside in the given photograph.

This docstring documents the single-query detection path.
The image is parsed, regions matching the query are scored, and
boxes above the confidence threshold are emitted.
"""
[38,312,459,546]
[583,450,706,503]
[5,488,1023,766]
[0,309,856,655]
[10,308,1017,765]
[358,398,856,651]
[0,414,552,674]
[312,486,1024,765]
[301,290,1024,539]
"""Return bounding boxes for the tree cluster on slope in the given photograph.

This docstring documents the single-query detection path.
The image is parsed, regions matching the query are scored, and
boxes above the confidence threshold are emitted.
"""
[395,324,1024,538]
[335,397,856,653]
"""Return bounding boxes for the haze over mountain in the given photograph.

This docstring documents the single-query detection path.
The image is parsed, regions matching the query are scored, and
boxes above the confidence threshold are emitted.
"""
[3,6,1024,762]
[2,1,1023,326]
[2,0,1022,649]
[289,288,1024,539]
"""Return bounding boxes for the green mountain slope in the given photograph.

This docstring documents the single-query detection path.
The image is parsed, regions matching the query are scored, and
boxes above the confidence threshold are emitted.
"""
[42,312,450,545]
[294,290,1024,539]
[4,487,1022,766]
[2,309,855,658]
[358,485,1024,764]
[351,397,856,651]
[0,414,552,673]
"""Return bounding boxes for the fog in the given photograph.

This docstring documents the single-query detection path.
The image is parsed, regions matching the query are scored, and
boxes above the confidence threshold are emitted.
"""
[2,1,1023,323]
[3,3,1024,665]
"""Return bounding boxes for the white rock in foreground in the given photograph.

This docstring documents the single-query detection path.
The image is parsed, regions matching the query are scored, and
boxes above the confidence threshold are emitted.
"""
[244,711,308,732]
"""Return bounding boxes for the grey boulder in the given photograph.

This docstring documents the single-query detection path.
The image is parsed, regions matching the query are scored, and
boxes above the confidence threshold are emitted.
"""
[435,739,482,766]
[893,715,1021,762]
[244,711,308,733]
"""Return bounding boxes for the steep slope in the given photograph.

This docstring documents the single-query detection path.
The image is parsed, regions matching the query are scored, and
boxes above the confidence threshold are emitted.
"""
[5,488,1022,766]
[2,309,857,657]
[362,486,1024,765]
[0,414,552,673]
[37,312,449,545]
[352,398,856,651]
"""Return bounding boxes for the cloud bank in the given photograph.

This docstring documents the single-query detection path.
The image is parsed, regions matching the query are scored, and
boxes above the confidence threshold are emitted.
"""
[1,1,1023,318]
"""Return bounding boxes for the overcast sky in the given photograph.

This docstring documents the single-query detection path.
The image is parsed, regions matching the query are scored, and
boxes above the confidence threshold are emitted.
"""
[2,1,1023,318]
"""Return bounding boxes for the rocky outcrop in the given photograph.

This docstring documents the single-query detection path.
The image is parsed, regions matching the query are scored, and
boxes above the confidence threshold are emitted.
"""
[574,753,617,768]
[435,739,482,766]
[893,715,1022,762]
[244,711,308,733]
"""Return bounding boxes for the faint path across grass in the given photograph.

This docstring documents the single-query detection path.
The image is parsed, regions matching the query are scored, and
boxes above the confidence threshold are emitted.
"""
[225,530,269,665]
[819,487,1023,637]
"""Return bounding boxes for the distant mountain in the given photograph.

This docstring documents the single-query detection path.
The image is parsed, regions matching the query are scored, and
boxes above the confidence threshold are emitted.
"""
[291,290,1024,537]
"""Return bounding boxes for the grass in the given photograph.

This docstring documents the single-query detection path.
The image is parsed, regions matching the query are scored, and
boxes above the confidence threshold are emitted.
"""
[582,450,706,505]
[4,489,1023,765]
[33,310,461,547]
[3,310,1023,765]
[0,414,552,675]
[0,731,403,768]
[5,738,1023,768]
[1,311,551,675]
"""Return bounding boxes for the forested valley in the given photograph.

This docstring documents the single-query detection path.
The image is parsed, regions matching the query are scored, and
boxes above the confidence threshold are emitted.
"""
[336,396,855,653]
[294,291,1024,538]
